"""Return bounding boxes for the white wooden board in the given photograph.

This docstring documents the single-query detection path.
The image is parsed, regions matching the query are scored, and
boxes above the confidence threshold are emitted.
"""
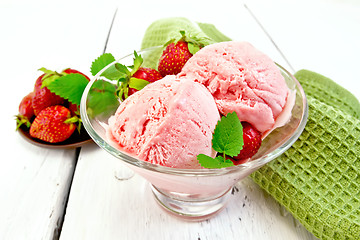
[0,3,114,239]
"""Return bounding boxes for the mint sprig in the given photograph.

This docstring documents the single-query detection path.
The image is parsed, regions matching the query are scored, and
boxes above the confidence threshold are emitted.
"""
[90,51,150,101]
[197,112,243,169]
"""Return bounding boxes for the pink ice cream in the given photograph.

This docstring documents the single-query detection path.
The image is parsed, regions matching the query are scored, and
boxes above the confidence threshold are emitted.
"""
[178,41,290,133]
[107,75,220,169]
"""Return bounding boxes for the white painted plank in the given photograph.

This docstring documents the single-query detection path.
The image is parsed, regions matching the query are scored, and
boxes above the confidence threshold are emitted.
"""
[0,2,114,239]
[105,0,292,70]
[61,144,315,240]
[61,1,317,239]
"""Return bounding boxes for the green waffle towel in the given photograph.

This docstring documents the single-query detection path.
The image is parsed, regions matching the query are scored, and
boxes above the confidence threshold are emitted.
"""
[140,17,360,240]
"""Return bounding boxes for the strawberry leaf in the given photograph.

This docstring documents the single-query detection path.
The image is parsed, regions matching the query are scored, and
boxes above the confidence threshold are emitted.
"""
[187,42,201,55]
[38,67,55,75]
[128,77,150,91]
[47,74,89,106]
[90,53,116,76]
[212,112,243,157]
[101,64,126,80]
[87,80,119,118]
[130,51,143,75]
[115,63,131,76]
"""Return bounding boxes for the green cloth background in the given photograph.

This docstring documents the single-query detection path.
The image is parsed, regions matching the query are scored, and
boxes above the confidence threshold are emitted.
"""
[141,17,360,240]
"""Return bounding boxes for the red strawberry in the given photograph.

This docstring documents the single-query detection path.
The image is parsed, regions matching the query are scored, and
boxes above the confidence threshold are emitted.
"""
[15,92,35,129]
[158,41,193,77]
[158,31,207,77]
[19,92,35,119]
[115,51,162,100]
[232,122,262,164]
[32,68,90,116]
[32,72,65,116]
[29,105,79,143]
[128,67,162,96]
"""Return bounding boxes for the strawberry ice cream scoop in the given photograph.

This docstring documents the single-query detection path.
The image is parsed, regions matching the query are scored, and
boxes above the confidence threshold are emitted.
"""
[107,75,220,169]
[178,41,290,133]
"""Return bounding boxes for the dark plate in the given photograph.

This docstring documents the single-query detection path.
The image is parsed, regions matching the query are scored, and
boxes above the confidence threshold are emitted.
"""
[18,124,92,149]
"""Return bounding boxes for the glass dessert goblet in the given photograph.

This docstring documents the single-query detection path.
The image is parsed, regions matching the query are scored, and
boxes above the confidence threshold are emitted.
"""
[80,47,308,221]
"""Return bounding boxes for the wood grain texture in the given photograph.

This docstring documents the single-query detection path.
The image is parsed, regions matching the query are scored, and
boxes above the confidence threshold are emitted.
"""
[61,144,316,240]
[0,3,115,239]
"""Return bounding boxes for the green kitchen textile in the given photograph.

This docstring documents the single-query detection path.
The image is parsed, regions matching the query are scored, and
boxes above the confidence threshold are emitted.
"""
[252,70,360,240]
[140,17,360,240]
[140,17,230,69]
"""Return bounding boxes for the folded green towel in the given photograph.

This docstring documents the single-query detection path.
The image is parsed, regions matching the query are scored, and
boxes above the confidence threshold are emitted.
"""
[140,17,230,69]
[252,71,360,240]
[140,17,360,240]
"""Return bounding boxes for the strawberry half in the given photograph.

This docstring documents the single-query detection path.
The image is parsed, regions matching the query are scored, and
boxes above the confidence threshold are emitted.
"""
[158,31,207,77]
[231,122,262,164]
[15,92,35,129]
[29,105,79,143]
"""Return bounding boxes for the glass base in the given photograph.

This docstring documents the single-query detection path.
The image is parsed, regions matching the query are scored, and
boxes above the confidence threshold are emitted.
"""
[150,184,232,221]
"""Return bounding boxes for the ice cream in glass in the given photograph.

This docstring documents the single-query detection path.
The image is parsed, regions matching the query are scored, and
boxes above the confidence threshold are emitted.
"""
[80,42,308,220]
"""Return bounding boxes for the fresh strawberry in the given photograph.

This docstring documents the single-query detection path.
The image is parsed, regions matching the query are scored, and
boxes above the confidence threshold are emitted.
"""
[15,92,35,129]
[114,51,162,100]
[29,105,79,143]
[32,72,65,116]
[158,41,192,77]
[158,31,206,77]
[128,67,162,96]
[32,68,90,116]
[232,122,262,164]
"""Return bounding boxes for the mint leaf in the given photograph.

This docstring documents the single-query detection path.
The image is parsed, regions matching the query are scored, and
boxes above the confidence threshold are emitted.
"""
[197,112,243,169]
[197,155,234,169]
[212,112,243,157]
[47,74,89,105]
[87,80,119,118]
[90,53,116,76]
[128,77,149,90]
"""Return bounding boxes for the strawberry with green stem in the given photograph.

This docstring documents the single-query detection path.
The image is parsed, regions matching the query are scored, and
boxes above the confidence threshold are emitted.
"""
[114,51,162,100]
[32,70,65,116]
[158,30,208,77]
[32,68,90,116]
[29,105,80,143]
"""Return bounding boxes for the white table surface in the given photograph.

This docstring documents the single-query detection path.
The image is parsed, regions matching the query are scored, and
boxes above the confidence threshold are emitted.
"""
[1,0,359,239]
